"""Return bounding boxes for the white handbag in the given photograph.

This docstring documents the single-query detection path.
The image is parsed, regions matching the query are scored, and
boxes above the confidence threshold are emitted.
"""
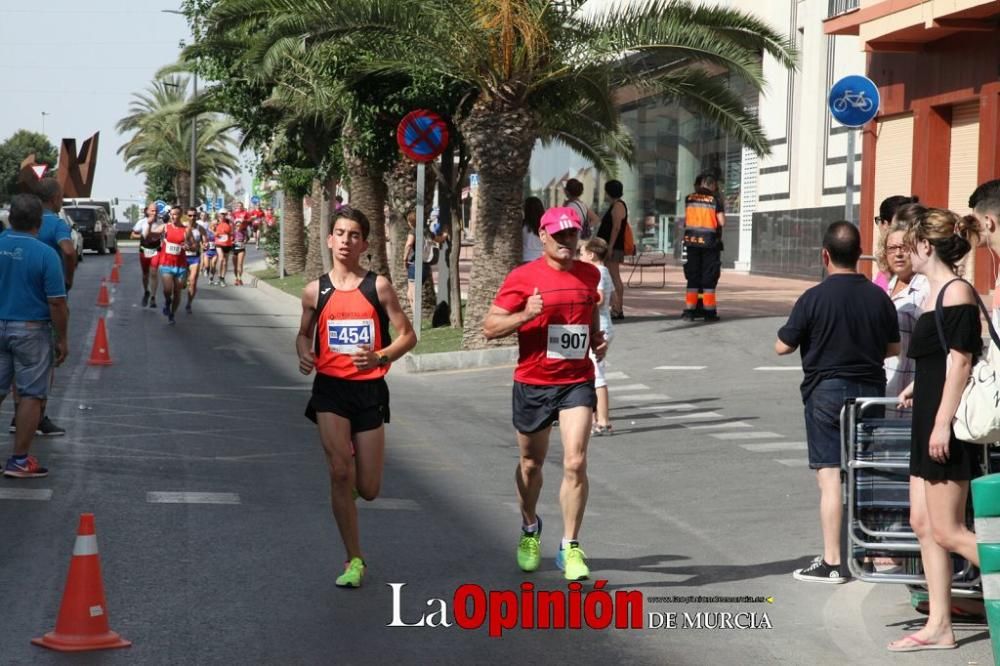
[934,279,1000,444]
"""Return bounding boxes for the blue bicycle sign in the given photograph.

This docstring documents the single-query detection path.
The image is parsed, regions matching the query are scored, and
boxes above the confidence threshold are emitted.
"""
[829,75,880,127]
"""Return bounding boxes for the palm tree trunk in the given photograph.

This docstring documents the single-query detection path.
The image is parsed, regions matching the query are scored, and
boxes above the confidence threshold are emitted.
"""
[320,177,334,274]
[175,172,190,207]
[283,190,306,275]
[304,178,325,280]
[458,100,538,349]
[343,129,389,277]
[385,159,414,310]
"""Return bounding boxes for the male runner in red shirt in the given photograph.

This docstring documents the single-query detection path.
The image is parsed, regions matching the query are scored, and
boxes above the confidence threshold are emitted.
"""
[484,206,606,581]
[296,206,417,588]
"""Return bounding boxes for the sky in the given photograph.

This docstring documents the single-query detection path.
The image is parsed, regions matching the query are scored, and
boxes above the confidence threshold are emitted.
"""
[0,2,244,208]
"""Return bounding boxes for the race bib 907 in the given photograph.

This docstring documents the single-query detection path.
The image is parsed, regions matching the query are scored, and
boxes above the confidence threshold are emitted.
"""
[327,318,375,353]
[546,324,589,360]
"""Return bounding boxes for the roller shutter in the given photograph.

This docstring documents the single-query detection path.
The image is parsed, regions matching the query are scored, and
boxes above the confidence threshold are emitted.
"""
[948,103,979,213]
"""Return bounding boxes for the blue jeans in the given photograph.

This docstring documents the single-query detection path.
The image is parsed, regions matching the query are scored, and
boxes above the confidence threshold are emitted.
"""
[804,379,883,469]
[0,320,54,399]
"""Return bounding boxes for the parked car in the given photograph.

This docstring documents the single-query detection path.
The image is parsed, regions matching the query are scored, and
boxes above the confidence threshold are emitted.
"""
[59,209,84,263]
[63,205,117,254]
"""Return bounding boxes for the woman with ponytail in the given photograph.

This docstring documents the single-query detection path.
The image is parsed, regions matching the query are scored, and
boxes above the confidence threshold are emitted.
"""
[889,209,982,653]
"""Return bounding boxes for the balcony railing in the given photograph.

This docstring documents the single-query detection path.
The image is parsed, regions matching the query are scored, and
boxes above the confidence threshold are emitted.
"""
[828,0,860,18]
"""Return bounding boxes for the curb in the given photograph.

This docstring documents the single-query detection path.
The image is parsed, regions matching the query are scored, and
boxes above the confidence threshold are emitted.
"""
[248,264,518,374]
[398,346,518,374]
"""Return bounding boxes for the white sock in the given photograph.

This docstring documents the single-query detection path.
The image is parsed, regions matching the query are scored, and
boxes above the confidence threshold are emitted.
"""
[561,538,577,550]
[522,521,538,534]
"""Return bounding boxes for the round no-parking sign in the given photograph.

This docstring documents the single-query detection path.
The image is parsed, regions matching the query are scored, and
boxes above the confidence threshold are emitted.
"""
[397,110,449,163]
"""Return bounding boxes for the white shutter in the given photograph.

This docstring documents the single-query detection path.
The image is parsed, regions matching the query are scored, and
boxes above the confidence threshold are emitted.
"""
[948,103,980,214]
[949,103,980,281]
[873,114,915,220]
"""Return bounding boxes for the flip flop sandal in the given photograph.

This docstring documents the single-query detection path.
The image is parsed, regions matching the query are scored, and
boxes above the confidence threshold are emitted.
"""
[887,634,957,652]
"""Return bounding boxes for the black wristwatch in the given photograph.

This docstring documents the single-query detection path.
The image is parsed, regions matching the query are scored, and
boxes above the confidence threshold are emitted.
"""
[376,352,390,367]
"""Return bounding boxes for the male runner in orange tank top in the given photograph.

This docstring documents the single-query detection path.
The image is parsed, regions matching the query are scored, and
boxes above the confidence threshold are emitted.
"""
[296,207,417,588]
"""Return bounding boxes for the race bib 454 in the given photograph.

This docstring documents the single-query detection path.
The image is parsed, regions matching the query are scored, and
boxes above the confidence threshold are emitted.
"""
[327,318,375,353]
[546,324,589,360]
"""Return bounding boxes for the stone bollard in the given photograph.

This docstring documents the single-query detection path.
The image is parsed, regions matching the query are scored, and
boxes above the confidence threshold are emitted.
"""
[971,473,1000,664]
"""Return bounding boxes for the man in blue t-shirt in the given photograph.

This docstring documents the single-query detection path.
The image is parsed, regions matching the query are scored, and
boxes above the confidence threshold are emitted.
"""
[0,194,69,478]
[7,178,74,438]
[775,221,900,584]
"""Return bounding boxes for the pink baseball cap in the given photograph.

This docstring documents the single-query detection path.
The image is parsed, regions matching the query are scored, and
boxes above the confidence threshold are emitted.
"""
[539,207,582,235]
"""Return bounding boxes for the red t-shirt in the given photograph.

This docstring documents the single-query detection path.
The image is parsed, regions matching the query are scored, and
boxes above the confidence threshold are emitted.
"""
[159,224,189,268]
[214,221,233,247]
[494,258,600,385]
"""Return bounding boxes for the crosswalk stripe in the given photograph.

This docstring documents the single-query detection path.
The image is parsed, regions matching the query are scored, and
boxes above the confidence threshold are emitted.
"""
[610,384,650,392]
[147,492,241,504]
[685,421,753,430]
[710,431,785,440]
[0,488,52,501]
[617,393,672,402]
[740,441,807,452]
[658,411,722,421]
[638,403,696,411]
[504,502,601,517]
[604,371,629,381]
[654,365,706,371]
[358,498,421,511]
[753,366,801,371]
[774,459,809,467]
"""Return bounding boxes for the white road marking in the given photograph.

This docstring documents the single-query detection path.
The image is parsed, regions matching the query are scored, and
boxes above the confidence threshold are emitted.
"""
[0,488,52,501]
[638,403,696,411]
[740,441,808,452]
[710,431,785,440]
[146,492,241,504]
[774,459,810,467]
[358,498,422,511]
[505,502,600,517]
[609,384,650,392]
[658,411,722,421]
[685,421,753,430]
[654,365,707,371]
[753,366,801,371]
[616,393,672,402]
[604,371,629,381]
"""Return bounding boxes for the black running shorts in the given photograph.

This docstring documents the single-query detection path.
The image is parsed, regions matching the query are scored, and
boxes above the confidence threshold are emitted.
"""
[305,373,390,434]
[512,380,596,434]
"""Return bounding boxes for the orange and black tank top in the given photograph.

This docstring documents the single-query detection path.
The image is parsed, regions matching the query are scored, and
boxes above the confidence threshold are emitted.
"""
[683,191,721,248]
[313,271,391,380]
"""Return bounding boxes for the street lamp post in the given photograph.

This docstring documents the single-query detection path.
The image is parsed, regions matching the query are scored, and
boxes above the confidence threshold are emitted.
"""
[163,9,197,208]
[41,111,50,135]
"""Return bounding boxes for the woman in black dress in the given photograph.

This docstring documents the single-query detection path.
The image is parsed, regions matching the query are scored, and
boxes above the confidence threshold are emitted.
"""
[597,180,627,319]
[888,209,982,653]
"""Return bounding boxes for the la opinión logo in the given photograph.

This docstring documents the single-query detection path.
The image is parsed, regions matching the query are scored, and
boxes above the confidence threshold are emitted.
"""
[387,581,643,637]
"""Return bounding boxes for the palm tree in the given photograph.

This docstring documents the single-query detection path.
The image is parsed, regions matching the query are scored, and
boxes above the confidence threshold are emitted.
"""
[203,0,795,348]
[117,76,240,207]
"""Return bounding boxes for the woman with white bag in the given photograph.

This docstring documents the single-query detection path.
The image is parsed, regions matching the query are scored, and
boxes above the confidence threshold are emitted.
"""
[889,209,981,653]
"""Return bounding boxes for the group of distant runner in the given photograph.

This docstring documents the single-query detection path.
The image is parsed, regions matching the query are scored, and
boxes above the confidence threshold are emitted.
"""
[131,201,274,323]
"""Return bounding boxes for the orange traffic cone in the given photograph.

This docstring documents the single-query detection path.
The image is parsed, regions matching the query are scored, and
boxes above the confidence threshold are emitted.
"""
[108,266,120,284]
[32,514,131,652]
[96,281,110,307]
[86,318,112,366]
[113,251,122,267]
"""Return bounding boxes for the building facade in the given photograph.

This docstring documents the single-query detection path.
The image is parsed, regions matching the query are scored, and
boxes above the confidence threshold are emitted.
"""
[825,0,1000,293]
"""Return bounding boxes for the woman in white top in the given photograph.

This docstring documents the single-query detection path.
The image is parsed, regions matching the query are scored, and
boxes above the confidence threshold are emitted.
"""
[521,197,544,263]
[880,204,930,416]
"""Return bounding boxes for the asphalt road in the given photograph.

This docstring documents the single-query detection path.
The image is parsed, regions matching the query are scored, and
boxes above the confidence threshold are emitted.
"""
[0,248,991,665]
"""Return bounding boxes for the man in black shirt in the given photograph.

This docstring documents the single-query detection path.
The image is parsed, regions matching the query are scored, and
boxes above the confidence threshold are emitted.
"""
[775,221,900,583]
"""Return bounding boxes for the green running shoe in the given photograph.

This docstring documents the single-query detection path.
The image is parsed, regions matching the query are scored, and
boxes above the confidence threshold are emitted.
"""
[335,557,365,588]
[517,516,542,572]
[561,544,589,581]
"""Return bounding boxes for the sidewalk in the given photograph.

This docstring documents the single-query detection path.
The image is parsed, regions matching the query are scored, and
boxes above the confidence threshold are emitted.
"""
[447,243,816,321]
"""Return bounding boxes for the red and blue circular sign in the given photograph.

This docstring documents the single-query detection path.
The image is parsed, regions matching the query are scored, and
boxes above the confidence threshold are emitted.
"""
[397,110,449,163]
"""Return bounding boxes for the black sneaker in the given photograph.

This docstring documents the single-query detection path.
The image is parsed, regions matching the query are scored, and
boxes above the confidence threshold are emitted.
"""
[141,291,150,307]
[37,416,66,437]
[793,558,846,584]
[703,313,720,322]
[149,298,157,309]
[680,311,696,321]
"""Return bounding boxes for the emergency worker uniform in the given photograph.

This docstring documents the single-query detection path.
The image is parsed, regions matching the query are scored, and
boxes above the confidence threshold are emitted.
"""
[682,188,724,319]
